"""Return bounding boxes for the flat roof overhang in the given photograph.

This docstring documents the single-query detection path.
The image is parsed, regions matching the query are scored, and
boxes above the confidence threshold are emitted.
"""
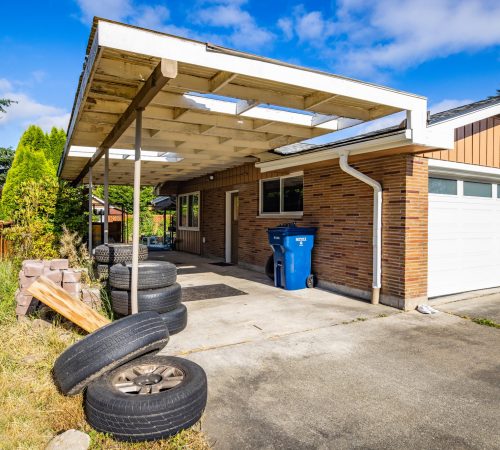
[58,18,430,186]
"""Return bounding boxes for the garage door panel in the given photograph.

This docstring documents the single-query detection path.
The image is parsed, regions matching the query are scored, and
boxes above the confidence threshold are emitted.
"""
[429,190,500,297]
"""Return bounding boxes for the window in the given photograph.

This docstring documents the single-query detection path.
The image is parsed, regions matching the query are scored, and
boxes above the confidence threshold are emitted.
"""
[260,174,303,215]
[497,184,500,199]
[429,177,457,195]
[178,192,200,229]
[463,181,492,198]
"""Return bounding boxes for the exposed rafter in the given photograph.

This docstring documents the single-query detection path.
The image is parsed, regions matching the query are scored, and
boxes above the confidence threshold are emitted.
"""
[72,58,178,185]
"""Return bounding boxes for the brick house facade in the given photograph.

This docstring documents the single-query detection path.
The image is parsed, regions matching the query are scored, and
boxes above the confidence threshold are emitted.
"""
[162,153,429,310]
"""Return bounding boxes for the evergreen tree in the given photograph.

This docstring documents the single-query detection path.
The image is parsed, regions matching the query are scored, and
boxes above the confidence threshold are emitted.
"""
[0,126,56,219]
[0,147,14,186]
[46,127,66,170]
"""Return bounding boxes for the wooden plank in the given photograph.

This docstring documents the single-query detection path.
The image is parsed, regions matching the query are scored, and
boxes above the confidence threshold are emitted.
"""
[28,276,110,333]
[486,117,494,167]
[479,118,487,166]
[73,58,178,185]
[457,125,465,163]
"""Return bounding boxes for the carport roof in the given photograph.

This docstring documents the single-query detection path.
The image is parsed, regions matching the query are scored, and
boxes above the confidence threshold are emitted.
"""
[58,18,428,186]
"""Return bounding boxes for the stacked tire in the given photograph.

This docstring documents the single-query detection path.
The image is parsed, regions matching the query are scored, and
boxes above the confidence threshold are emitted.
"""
[52,312,207,442]
[109,261,187,335]
[94,244,149,282]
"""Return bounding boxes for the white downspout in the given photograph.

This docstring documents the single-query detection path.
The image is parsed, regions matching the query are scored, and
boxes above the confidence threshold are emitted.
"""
[338,151,382,304]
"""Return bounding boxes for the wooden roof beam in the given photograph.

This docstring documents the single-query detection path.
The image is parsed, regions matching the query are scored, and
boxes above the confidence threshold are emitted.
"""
[73,58,178,185]
[209,71,237,93]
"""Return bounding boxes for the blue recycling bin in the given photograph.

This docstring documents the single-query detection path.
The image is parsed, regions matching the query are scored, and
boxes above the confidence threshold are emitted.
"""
[267,224,317,290]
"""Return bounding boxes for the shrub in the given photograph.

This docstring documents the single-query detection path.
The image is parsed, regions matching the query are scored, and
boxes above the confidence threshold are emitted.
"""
[0,259,19,324]
[1,126,56,219]
[3,177,59,260]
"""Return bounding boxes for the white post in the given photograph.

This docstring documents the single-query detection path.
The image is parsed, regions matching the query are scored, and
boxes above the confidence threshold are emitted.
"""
[131,108,143,315]
[88,167,93,253]
[103,148,109,244]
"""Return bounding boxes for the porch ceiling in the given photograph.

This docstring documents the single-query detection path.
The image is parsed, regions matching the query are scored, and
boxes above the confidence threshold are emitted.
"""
[59,18,427,185]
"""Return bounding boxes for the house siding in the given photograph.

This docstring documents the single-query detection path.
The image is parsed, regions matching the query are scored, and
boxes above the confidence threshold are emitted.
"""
[423,116,500,167]
[163,154,428,309]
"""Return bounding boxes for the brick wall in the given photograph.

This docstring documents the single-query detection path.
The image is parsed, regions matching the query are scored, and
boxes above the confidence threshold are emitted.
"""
[175,155,429,307]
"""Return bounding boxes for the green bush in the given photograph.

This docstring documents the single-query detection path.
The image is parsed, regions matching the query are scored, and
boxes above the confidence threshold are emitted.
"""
[3,177,59,259]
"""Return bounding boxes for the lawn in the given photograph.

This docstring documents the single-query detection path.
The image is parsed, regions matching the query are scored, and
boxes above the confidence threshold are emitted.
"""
[0,259,210,449]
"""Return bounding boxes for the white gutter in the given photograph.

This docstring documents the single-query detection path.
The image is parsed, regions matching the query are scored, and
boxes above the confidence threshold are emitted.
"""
[256,130,412,173]
[338,151,382,304]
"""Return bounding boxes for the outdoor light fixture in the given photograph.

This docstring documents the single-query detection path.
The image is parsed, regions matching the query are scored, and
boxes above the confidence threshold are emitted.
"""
[209,175,214,181]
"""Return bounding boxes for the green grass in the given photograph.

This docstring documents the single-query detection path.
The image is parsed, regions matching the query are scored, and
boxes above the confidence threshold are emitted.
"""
[470,317,500,329]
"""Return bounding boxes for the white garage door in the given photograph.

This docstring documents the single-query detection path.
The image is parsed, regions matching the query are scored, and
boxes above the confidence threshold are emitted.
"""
[428,177,500,297]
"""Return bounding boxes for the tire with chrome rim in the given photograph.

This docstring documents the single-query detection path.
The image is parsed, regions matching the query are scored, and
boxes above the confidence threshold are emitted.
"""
[85,355,207,442]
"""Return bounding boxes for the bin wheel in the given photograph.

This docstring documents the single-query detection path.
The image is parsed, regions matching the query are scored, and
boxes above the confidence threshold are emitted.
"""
[306,275,315,288]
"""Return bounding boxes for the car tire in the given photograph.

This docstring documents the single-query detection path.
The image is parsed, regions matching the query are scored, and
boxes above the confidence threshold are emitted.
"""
[95,244,148,264]
[53,312,169,396]
[85,355,207,442]
[96,264,109,280]
[109,261,177,290]
[159,304,188,335]
[111,283,182,316]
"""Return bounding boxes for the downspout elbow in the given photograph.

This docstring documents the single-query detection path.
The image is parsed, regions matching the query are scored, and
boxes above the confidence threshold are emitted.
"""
[338,151,382,305]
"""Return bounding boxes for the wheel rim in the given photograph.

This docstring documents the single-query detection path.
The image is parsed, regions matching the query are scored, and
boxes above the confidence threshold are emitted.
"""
[112,363,185,395]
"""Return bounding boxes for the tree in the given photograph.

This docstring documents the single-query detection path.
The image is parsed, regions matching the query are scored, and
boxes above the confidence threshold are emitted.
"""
[0,98,16,114]
[0,126,56,219]
[2,177,59,259]
[93,185,156,235]
[46,127,66,170]
[93,185,155,214]
[0,147,14,186]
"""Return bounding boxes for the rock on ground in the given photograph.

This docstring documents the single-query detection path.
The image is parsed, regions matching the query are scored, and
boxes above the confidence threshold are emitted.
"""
[45,429,90,450]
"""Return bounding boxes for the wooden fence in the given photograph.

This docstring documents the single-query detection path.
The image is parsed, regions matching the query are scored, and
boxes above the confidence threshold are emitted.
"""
[0,221,12,260]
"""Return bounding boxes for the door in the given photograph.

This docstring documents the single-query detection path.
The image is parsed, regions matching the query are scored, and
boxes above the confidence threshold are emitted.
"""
[428,177,500,297]
[230,192,239,264]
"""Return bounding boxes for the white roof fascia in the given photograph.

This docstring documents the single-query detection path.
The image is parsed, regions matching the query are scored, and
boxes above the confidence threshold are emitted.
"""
[256,130,412,173]
[96,21,427,113]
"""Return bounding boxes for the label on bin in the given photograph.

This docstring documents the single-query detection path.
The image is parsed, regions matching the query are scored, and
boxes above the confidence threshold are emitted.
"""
[296,237,306,246]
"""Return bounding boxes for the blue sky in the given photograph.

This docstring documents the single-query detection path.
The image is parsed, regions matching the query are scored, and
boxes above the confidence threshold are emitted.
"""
[1,0,499,149]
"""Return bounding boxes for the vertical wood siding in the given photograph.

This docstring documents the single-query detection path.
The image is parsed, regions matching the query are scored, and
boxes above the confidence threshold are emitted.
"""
[424,116,500,167]
[176,229,201,254]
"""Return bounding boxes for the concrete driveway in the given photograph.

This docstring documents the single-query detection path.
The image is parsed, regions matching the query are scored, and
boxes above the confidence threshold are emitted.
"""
[155,252,500,449]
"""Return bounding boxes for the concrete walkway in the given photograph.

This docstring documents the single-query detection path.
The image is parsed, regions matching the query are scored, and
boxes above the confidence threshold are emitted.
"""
[154,252,500,449]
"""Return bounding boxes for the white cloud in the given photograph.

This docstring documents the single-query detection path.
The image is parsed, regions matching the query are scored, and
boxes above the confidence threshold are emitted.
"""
[196,1,274,50]
[277,17,294,41]
[295,11,334,43]
[277,0,500,77]
[0,79,70,147]
[75,0,134,23]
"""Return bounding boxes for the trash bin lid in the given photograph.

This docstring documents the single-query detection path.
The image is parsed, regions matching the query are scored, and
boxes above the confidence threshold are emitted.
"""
[267,226,317,236]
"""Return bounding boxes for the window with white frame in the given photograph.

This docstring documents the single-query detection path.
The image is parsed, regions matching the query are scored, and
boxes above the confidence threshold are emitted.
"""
[178,192,200,229]
[260,173,303,215]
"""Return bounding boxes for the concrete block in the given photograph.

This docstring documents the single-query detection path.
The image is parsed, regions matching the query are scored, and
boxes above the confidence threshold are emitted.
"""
[19,272,36,288]
[63,282,81,296]
[81,287,101,309]
[23,261,44,277]
[15,299,39,316]
[16,292,34,307]
[43,268,63,284]
[62,269,82,283]
[22,259,41,269]
[43,260,52,268]
[50,259,69,270]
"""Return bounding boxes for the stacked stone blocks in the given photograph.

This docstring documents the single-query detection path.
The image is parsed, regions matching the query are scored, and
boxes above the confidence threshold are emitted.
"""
[16,259,101,317]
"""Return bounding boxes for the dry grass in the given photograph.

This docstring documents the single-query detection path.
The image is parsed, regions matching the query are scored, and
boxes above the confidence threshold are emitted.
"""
[0,261,210,449]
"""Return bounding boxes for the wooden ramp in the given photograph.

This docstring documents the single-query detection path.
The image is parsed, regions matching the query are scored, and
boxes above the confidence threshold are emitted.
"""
[28,276,110,332]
